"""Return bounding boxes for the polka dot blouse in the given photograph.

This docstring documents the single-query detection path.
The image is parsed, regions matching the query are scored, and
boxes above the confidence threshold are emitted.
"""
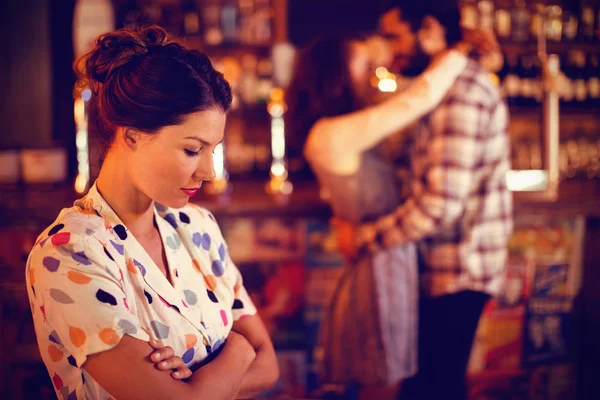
[25,183,256,400]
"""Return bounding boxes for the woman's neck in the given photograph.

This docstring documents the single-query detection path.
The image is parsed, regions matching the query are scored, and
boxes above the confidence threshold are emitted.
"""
[96,152,156,240]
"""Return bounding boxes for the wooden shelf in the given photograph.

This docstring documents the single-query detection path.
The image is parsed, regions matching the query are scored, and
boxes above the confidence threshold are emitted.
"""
[499,40,600,54]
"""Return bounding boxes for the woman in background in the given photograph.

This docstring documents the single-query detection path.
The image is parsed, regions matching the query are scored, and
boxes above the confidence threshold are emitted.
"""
[286,31,493,398]
[26,25,278,400]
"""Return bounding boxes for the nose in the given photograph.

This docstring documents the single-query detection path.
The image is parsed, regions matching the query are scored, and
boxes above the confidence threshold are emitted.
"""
[193,153,216,182]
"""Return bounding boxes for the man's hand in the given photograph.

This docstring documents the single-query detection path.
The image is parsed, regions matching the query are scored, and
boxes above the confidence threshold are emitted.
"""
[331,217,358,261]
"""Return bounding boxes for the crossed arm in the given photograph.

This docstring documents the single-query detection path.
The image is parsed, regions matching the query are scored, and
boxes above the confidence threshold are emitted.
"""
[84,313,279,400]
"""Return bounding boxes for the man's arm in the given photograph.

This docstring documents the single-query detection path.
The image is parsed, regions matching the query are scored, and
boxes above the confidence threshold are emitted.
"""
[357,78,495,251]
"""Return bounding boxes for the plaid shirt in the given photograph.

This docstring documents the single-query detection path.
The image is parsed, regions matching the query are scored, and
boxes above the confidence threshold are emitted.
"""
[357,60,513,297]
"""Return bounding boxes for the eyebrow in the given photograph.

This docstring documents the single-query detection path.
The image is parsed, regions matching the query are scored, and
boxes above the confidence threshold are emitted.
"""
[184,136,223,146]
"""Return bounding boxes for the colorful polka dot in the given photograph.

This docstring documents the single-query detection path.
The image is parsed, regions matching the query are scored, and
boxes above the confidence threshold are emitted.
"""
[220,310,228,326]
[183,290,198,305]
[29,268,35,285]
[69,326,86,348]
[67,355,77,367]
[150,320,170,339]
[48,223,65,236]
[67,271,92,284]
[103,247,115,261]
[144,290,153,304]
[164,213,178,228]
[113,224,128,240]
[179,212,190,224]
[110,240,124,255]
[96,289,117,306]
[212,260,225,277]
[50,288,74,304]
[207,290,219,303]
[51,232,71,246]
[127,258,137,274]
[99,328,119,345]
[118,319,138,334]
[185,334,197,349]
[71,251,91,265]
[52,373,63,390]
[204,275,217,291]
[48,344,63,361]
[43,257,60,272]
[181,347,195,364]
[233,299,244,309]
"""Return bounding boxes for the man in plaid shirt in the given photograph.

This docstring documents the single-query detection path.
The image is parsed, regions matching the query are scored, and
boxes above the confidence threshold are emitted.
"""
[356,2,513,399]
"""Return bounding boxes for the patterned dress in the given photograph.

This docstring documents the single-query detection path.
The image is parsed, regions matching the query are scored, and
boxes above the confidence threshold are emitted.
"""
[314,146,418,386]
[25,183,256,399]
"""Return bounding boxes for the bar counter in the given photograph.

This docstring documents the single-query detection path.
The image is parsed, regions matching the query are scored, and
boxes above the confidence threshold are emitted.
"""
[1,178,600,227]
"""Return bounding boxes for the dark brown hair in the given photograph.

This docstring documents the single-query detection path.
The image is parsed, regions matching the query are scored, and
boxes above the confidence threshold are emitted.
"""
[78,25,232,161]
[285,34,362,154]
[385,0,462,46]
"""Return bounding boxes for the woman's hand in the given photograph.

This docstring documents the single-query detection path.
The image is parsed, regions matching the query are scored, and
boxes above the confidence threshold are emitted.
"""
[457,28,499,56]
[149,339,193,380]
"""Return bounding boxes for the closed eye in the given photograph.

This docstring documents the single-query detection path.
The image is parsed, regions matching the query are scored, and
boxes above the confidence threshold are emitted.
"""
[184,149,200,157]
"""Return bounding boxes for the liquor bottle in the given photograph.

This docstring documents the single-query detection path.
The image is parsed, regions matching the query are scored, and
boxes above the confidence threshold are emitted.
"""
[203,0,223,45]
[495,0,512,39]
[530,2,545,39]
[221,0,240,43]
[461,0,479,29]
[503,54,521,107]
[532,56,543,104]
[560,53,575,108]
[182,0,200,35]
[587,55,600,109]
[580,4,596,41]
[562,8,579,41]
[545,5,563,42]
[519,56,536,107]
[512,0,530,42]
[572,51,588,107]
[478,0,494,31]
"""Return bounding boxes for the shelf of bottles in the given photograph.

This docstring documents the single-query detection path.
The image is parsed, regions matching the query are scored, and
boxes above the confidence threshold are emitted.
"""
[115,0,281,182]
[459,0,600,181]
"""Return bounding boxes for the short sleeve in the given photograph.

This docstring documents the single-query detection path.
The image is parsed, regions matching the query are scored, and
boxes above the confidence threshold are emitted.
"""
[29,232,149,367]
[225,254,257,321]
[203,209,257,321]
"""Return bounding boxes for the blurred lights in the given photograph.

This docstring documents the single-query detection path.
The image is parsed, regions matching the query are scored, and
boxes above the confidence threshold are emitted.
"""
[378,78,398,92]
[506,170,548,191]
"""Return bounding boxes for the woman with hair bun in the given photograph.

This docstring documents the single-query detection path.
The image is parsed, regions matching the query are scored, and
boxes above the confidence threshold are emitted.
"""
[26,25,278,400]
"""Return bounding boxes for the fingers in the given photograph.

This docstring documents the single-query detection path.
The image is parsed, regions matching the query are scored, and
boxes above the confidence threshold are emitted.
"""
[150,342,175,363]
[171,365,193,380]
[155,355,183,371]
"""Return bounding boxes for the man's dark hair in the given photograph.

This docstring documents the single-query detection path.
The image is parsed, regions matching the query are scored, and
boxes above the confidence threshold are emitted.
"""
[383,0,463,46]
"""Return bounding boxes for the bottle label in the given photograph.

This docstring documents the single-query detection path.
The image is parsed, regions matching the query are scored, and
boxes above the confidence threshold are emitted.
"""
[495,10,511,37]
[562,80,574,101]
[521,78,534,98]
[574,79,587,102]
[589,78,600,99]
[504,75,520,97]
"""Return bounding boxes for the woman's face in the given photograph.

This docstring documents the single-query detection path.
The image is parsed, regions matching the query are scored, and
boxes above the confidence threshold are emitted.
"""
[129,108,226,209]
[348,40,372,100]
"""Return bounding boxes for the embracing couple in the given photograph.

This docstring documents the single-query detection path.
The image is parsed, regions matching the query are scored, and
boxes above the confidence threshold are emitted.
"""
[286,1,513,399]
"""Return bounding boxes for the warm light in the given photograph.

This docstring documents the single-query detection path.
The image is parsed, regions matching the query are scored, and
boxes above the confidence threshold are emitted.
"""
[271,117,285,159]
[269,87,284,103]
[213,142,225,179]
[506,170,548,191]
[375,66,388,79]
[378,78,398,92]
[74,98,85,125]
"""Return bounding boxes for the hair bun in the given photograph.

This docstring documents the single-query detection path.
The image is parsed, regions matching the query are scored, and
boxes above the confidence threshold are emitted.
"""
[82,25,169,90]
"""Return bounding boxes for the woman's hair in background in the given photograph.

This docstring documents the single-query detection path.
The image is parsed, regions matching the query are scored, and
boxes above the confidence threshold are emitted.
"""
[77,25,232,162]
[285,33,364,156]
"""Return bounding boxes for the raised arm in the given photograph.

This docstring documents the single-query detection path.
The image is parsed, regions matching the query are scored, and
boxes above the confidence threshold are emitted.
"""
[304,49,468,168]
